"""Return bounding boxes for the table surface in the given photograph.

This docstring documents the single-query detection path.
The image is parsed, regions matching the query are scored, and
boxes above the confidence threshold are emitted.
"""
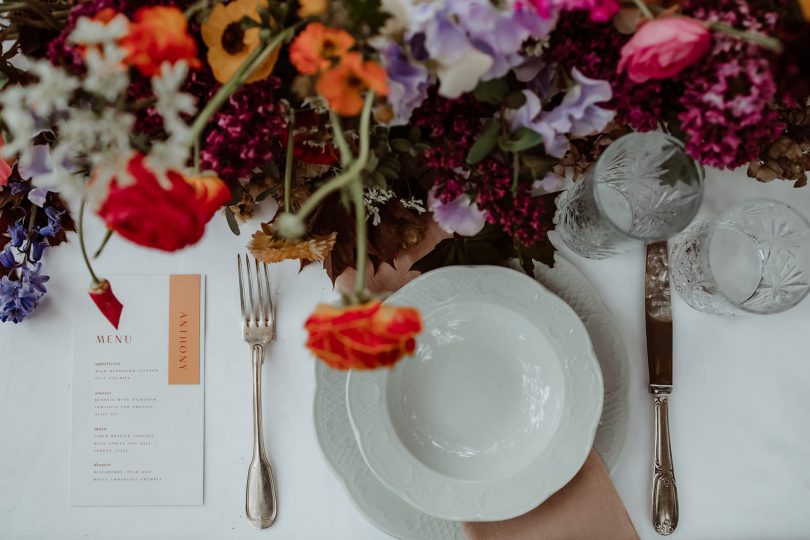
[1,167,809,540]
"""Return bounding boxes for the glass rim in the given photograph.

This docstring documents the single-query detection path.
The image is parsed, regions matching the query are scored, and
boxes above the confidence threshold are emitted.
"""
[592,131,705,242]
[707,198,810,315]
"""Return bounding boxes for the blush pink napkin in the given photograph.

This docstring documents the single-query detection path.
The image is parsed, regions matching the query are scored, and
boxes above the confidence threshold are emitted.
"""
[338,222,638,540]
[463,450,638,540]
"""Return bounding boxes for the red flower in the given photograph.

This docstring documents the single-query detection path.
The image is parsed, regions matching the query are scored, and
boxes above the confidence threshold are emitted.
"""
[89,279,124,329]
[120,6,201,77]
[305,301,423,370]
[618,17,710,83]
[97,154,230,252]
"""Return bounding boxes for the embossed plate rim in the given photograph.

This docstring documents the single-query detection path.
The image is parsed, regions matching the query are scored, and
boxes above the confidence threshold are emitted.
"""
[346,265,604,522]
[314,257,629,539]
[314,364,465,540]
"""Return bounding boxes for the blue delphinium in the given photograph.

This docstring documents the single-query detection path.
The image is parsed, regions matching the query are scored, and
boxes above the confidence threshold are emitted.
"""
[0,210,56,323]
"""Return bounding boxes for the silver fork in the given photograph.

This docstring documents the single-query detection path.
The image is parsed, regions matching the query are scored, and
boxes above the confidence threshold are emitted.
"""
[237,254,278,529]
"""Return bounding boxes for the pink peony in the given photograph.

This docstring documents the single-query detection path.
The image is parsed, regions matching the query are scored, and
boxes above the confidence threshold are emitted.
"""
[617,17,711,83]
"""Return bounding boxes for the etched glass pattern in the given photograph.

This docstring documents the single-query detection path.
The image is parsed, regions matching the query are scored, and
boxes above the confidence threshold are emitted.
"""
[670,200,810,315]
[555,132,704,260]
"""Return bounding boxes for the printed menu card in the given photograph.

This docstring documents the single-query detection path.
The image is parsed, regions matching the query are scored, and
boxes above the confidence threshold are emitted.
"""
[71,275,205,506]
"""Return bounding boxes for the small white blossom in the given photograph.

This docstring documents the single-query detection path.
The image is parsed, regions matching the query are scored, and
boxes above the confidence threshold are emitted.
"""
[401,197,426,214]
[364,186,396,226]
[69,13,129,45]
[0,86,36,157]
[27,60,80,116]
[82,43,129,102]
[152,61,196,141]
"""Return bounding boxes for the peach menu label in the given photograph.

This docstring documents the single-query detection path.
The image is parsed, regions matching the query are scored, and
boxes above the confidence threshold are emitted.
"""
[168,275,201,385]
[71,275,205,506]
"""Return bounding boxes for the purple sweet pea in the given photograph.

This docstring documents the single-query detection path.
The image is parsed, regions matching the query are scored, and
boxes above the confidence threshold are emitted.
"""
[428,188,487,236]
[18,144,62,207]
[540,68,615,137]
[379,43,430,125]
[400,0,558,98]
[510,90,570,158]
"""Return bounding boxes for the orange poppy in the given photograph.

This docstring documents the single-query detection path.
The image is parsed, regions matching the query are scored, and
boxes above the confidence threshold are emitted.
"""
[316,52,388,116]
[201,0,280,84]
[120,6,200,77]
[304,300,422,370]
[289,23,354,75]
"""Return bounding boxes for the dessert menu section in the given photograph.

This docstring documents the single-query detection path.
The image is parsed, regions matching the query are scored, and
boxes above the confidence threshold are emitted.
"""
[71,275,205,506]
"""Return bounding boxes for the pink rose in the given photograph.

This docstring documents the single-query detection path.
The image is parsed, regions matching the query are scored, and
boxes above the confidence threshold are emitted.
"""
[618,17,711,83]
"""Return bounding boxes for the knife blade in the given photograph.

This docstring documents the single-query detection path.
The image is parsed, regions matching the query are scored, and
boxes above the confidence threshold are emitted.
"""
[644,241,678,536]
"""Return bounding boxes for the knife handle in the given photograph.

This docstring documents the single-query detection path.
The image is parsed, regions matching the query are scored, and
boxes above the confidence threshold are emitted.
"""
[652,395,678,535]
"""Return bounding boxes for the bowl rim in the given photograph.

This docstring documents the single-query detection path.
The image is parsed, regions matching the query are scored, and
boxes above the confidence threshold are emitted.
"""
[346,265,604,522]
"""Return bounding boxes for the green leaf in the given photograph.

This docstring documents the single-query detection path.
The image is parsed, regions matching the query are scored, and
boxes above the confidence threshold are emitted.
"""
[466,120,500,165]
[410,225,517,273]
[521,154,557,178]
[225,207,241,236]
[391,138,414,154]
[473,79,508,105]
[498,127,543,153]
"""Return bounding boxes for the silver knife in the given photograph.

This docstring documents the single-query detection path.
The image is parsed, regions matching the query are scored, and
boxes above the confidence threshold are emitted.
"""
[645,241,678,536]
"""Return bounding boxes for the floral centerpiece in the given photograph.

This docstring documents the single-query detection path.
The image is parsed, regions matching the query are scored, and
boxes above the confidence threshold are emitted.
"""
[0,0,807,368]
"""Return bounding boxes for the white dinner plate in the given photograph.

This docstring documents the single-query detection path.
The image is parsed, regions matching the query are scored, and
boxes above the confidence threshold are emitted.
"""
[313,256,629,539]
[345,266,604,522]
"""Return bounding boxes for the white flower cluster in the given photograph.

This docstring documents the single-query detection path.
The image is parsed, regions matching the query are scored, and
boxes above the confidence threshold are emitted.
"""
[147,61,197,186]
[0,13,197,206]
[363,185,426,226]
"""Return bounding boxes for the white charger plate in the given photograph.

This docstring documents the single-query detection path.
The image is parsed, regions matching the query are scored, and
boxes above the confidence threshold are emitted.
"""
[313,255,629,539]
[345,265,604,522]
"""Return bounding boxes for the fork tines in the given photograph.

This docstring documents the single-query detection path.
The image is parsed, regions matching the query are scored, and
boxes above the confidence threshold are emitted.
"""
[237,254,273,327]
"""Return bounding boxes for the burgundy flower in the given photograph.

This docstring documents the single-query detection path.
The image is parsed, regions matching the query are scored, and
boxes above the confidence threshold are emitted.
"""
[199,80,287,184]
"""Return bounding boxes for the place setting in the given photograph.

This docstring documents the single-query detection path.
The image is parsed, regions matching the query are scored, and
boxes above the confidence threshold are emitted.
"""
[0,1,808,539]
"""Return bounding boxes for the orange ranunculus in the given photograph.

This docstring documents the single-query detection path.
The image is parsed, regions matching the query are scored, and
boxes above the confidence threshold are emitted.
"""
[305,300,422,370]
[97,154,230,252]
[298,0,329,17]
[316,52,388,116]
[800,0,810,21]
[289,23,354,75]
[120,6,201,77]
[201,0,280,84]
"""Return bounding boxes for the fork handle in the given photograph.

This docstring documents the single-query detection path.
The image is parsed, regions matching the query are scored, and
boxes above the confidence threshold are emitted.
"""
[246,344,277,529]
[652,395,678,535]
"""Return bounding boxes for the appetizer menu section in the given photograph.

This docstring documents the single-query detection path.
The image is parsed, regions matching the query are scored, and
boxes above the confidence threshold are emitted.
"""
[71,275,205,506]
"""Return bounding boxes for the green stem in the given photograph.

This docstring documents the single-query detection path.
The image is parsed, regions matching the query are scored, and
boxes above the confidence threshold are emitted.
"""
[511,152,520,194]
[351,180,366,296]
[631,0,653,19]
[329,111,352,167]
[188,28,294,146]
[193,137,200,172]
[22,204,38,266]
[78,200,101,285]
[294,92,375,221]
[93,229,114,259]
[707,20,783,53]
[284,112,295,213]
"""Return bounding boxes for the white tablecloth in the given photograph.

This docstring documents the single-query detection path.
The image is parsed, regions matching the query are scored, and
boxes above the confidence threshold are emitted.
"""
[1,168,808,540]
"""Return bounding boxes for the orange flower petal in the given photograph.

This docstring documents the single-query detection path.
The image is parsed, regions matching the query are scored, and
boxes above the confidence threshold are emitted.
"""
[304,301,422,370]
